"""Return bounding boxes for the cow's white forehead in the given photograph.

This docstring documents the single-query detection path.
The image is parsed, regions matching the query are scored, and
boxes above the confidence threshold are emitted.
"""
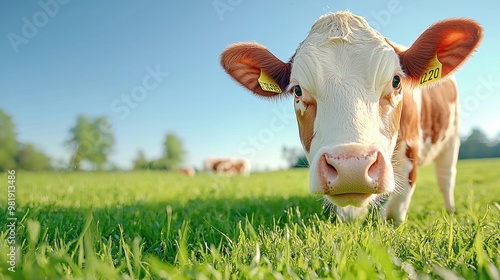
[292,12,401,97]
[306,11,383,43]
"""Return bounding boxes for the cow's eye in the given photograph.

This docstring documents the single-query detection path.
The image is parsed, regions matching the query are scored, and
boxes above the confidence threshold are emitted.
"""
[294,85,302,97]
[392,75,401,89]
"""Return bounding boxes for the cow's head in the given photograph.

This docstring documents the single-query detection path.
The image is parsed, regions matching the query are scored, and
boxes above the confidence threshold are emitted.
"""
[221,12,482,207]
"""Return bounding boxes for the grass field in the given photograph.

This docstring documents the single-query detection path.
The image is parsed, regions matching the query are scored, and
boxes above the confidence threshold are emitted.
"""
[1,159,499,279]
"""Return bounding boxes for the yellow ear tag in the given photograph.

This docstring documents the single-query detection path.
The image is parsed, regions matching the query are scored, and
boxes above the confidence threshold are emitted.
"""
[258,69,282,93]
[419,54,442,86]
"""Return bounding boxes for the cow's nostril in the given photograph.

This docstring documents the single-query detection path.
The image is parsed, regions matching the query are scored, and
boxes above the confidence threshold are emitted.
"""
[319,154,338,187]
[324,155,338,183]
[367,151,383,181]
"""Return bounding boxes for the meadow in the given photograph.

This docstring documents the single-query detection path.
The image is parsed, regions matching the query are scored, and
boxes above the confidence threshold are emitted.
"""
[1,159,499,279]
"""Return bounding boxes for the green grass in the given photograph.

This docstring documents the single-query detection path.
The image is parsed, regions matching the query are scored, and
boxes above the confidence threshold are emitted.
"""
[1,159,499,279]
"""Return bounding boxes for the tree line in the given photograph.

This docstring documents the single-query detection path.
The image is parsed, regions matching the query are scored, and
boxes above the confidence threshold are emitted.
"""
[458,128,500,159]
[0,108,184,172]
[0,108,499,172]
[131,134,184,170]
[0,110,51,171]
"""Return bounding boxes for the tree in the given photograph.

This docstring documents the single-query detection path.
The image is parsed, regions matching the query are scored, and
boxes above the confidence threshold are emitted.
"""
[18,144,52,171]
[67,116,114,170]
[282,146,309,169]
[293,155,309,168]
[458,128,488,159]
[459,128,491,159]
[492,134,500,158]
[161,133,184,170]
[150,158,169,170]
[86,117,114,170]
[133,150,150,170]
[68,116,90,169]
[132,134,185,171]
[0,109,53,171]
[0,109,18,171]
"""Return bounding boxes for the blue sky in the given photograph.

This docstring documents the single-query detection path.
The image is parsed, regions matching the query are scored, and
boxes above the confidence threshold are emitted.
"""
[1,1,499,171]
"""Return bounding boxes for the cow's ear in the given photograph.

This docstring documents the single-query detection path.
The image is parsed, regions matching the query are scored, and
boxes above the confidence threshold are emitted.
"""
[393,19,482,86]
[221,42,291,98]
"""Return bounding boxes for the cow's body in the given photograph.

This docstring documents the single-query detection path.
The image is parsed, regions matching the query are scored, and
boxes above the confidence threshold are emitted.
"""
[204,158,251,176]
[179,167,196,177]
[221,12,482,224]
[382,78,460,223]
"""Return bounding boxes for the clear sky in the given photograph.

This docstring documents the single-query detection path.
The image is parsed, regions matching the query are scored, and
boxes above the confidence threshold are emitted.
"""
[1,1,499,171]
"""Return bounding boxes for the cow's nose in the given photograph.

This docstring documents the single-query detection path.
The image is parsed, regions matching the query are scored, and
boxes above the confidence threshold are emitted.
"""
[317,145,386,195]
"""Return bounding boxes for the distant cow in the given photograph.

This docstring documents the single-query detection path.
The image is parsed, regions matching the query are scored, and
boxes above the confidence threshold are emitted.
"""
[178,167,195,177]
[204,158,250,176]
[221,12,482,224]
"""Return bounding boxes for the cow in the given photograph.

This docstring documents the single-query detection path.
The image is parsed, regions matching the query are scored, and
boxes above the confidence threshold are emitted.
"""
[220,12,482,224]
[204,158,251,176]
[179,167,196,177]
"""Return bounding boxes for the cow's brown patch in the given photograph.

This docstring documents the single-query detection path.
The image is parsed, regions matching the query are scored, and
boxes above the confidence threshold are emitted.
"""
[394,81,420,188]
[405,145,418,186]
[212,160,224,171]
[233,161,245,173]
[295,96,317,153]
[397,83,420,148]
[420,79,458,143]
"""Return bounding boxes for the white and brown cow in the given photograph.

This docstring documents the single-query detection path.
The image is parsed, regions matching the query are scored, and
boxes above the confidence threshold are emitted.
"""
[221,12,482,224]
[179,167,196,177]
[204,158,251,176]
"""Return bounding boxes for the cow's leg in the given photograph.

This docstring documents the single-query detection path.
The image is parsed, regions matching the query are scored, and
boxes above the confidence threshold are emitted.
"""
[434,136,459,214]
[382,144,417,225]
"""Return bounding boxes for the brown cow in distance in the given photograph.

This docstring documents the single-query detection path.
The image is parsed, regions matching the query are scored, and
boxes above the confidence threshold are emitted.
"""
[204,158,250,176]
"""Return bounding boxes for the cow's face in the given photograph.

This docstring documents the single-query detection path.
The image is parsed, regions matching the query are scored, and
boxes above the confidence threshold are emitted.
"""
[288,14,404,206]
[221,12,482,208]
